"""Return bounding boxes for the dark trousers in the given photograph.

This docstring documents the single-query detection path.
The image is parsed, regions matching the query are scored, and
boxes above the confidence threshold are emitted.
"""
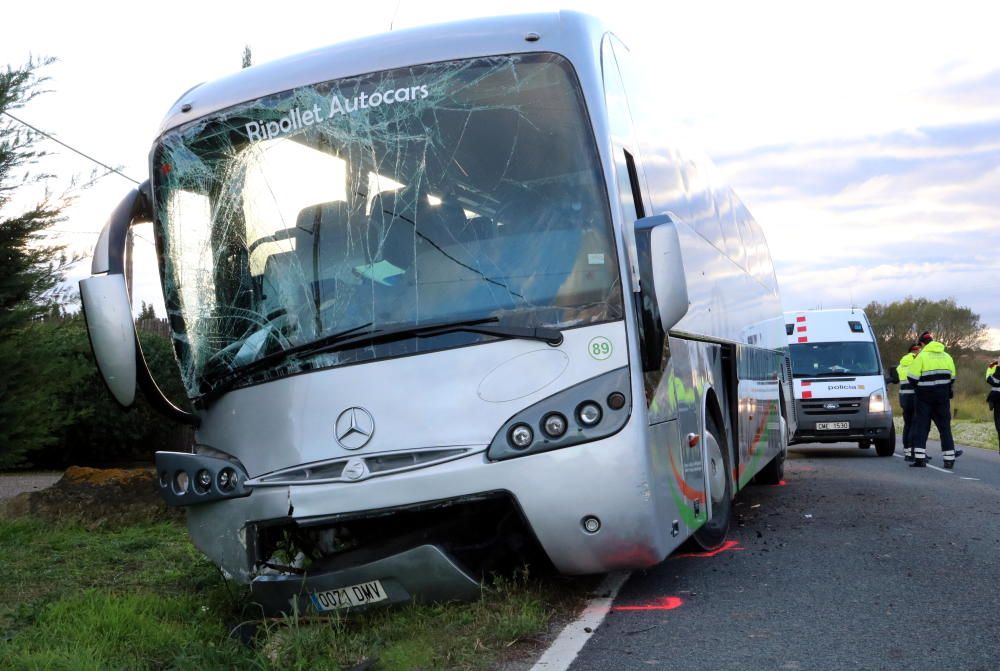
[912,391,954,460]
[993,398,1000,449]
[900,394,916,449]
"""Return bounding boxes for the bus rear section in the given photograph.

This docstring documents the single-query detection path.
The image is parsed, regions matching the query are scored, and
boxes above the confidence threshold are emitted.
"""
[784,309,895,456]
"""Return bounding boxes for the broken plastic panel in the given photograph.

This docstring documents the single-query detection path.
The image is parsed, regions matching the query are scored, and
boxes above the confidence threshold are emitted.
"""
[152,54,624,398]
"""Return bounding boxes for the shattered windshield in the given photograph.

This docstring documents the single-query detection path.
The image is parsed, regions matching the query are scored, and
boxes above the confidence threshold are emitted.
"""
[789,342,881,377]
[153,54,623,398]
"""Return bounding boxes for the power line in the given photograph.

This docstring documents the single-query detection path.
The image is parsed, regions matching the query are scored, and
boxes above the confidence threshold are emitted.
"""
[1,110,140,185]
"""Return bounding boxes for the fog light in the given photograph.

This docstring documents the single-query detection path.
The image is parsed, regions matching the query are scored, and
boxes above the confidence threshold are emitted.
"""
[582,516,601,533]
[542,413,568,438]
[509,424,534,449]
[577,402,603,427]
[194,469,213,493]
[173,471,189,495]
[607,392,626,410]
[218,468,237,491]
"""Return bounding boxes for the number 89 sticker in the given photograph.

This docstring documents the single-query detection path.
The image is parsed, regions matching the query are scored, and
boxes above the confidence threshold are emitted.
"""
[588,336,613,360]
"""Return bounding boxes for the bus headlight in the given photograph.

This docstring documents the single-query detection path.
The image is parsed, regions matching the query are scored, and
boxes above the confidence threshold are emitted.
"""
[509,424,535,449]
[542,413,568,438]
[868,391,886,413]
[488,367,632,461]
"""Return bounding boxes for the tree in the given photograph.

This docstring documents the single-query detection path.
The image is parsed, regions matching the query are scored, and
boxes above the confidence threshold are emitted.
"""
[241,45,253,69]
[138,300,156,321]
[865,296,988,366]
[0,58,72,330]
[0,58,79,465]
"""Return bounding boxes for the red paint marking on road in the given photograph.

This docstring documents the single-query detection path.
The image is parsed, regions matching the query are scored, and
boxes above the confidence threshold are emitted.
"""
[673,539,744,559]
[611,596,684,612]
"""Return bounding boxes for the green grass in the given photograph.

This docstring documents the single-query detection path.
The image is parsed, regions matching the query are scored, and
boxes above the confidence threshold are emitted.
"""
[0,518,572,670]
[893,416,999,451]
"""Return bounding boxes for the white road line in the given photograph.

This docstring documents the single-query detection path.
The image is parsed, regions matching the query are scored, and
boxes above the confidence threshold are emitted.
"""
[893,453,954,474]
[960,477,981,481]
[529,571,630,671]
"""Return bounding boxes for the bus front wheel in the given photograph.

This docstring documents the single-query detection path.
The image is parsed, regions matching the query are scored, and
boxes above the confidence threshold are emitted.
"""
[692,414,732,551]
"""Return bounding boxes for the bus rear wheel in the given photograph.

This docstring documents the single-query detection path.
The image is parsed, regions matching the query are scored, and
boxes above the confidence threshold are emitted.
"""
[692,414,732,551]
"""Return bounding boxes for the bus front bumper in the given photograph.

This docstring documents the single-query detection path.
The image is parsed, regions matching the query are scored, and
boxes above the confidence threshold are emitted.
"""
[250,544,481,616]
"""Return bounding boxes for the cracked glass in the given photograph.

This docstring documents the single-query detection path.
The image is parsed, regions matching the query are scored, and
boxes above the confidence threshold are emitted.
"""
[152,53,623,398]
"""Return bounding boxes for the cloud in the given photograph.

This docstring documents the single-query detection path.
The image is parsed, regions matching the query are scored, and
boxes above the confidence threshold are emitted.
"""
[712,118,1000,335]
[930,68,1000,108]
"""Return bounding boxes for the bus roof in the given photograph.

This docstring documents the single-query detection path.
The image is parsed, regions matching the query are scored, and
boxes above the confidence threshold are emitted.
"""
[157,11,607,137]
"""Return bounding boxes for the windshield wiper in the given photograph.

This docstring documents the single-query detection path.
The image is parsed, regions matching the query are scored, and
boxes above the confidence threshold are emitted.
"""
[199,320,374,399]
[199,317,562,402]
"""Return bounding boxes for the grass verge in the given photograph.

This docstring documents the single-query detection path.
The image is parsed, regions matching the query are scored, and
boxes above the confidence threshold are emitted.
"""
[892,417,999,451]
[1,518,586,670]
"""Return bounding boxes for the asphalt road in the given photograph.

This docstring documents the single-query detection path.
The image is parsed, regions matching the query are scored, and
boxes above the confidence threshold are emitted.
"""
[571,440,1000,671]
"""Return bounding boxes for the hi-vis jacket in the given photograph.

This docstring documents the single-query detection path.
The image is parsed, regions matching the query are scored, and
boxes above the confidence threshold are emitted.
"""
[897,352,918,396]
[906,341,956,396]
[987,363,1000,399]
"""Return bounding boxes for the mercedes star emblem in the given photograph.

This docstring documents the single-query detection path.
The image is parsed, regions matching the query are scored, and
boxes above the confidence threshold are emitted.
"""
[335,407,375,450]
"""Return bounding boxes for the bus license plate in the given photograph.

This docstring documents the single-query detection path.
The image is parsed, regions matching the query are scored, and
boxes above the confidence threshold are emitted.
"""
[310,580,388,611]
[816,422,849,430]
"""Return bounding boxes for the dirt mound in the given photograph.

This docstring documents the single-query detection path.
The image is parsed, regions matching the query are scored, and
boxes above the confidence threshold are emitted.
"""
[1,466,182,528]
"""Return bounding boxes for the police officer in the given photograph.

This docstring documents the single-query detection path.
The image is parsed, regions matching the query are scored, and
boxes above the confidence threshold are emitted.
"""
[897,342,922,461]
[907,331,958,468]
[987,360,1000,450]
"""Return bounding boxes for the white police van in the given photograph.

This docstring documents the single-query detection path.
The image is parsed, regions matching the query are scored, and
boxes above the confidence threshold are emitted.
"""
[784,309,895,456]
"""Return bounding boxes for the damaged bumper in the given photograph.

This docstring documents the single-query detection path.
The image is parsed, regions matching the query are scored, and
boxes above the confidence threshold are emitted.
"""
[251,544,481,615]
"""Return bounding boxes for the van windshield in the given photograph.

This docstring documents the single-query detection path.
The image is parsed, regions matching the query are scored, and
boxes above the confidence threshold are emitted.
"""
[152,54,622,398]
[789,342,881,377]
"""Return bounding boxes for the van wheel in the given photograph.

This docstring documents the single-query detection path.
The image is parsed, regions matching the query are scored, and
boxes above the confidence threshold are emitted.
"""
[756,414,787,485]
[874,424,896,457]
[692,414,731,551]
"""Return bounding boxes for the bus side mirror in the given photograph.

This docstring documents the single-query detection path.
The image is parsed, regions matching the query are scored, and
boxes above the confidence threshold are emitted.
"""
[79,188,147,407]
[80,273,136,406]
[634,214,689,333]
[79,184,199,424]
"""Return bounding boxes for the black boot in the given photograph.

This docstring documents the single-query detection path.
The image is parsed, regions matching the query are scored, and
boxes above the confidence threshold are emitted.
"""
[910,459,927,468]
[944,461,954,470]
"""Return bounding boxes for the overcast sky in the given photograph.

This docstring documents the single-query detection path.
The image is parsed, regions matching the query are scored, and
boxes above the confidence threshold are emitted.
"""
[3,0,998,347]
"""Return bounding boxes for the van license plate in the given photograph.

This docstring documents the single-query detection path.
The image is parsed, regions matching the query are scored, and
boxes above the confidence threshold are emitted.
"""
[816,422,849,430]
[310,580,388,611]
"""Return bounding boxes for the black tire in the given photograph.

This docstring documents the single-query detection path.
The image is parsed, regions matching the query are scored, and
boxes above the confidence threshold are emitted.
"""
[874,424,896,457]
[692,414,732,551]
[755,411,787,485]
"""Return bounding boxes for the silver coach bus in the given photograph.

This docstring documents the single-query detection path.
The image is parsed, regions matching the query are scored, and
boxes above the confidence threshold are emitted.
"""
[80,11,790,614]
